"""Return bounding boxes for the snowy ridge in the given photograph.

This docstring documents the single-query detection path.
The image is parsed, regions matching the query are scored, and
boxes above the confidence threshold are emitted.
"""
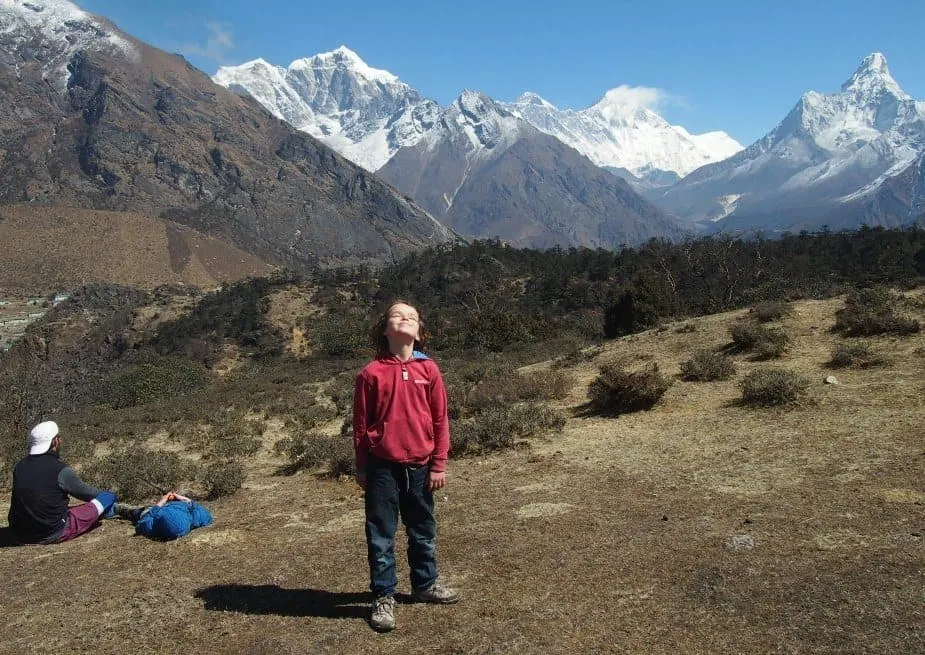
[660,52,925,230]
[0,0,136,88]
[214,47,741,180]
[503,89,743,178]
[426,90,524,155]
[215,46,428,171]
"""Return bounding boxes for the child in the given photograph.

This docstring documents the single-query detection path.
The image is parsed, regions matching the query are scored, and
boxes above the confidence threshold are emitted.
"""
[115,492,213,540]
[353,300,459,632]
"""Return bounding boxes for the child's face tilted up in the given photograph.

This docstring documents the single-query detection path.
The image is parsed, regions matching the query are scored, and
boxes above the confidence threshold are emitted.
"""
[383,302,421,347]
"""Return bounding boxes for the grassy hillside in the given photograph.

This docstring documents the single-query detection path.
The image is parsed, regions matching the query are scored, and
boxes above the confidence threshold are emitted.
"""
[0,286,922,653]
[0,204,274,294]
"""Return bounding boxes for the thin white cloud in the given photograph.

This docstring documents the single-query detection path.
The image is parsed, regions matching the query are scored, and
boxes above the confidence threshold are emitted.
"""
[594,84,689,120]
[180,21,235,64]
[601,85,665,109]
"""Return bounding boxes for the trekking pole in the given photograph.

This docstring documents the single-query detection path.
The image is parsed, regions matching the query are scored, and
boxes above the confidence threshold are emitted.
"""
[131,472,168,496]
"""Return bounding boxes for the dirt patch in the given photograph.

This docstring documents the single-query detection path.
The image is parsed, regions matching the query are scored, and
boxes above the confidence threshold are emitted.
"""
[516,502,573,518]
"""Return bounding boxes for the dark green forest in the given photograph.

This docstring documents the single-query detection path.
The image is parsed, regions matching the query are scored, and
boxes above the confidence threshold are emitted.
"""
[327,226,925,353]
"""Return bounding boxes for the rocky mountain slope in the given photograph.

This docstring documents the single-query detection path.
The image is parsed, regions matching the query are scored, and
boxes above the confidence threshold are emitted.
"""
[377,91,682,248]
[655,53,925,232]
[216,50,682,248]
[0,1,455,271]
[215,46,741,186]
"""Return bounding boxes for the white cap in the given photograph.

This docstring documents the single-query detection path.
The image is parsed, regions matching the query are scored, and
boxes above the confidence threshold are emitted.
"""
[28,421,59,455]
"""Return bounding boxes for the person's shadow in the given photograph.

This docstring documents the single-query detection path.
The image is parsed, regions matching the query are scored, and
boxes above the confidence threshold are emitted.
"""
[195,584,371,619]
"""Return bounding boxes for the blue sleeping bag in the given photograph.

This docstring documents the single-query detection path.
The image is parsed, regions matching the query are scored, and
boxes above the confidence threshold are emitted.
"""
[135,500,213,540]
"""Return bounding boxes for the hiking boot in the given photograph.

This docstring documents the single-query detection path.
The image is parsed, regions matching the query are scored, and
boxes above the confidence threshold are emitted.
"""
[413,582,460,604]
[113,503,143,522]
[369,595,396,632]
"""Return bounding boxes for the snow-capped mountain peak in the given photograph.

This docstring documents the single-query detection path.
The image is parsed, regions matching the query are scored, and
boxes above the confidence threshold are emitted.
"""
[443,89,523,152]
[215,46,425,170]
[291,45,400,85]
[0,0,136,88]
[841,52,907,99]
[503,87,742,179]
[592,86,663,125]
[514,91,557,110]
[215,46,741,181]
[658,52,925,232]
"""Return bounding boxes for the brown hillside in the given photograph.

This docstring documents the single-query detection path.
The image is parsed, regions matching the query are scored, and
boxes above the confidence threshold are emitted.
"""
[0,9,456,270]
[0,204,272,293]
[0,294,923,653]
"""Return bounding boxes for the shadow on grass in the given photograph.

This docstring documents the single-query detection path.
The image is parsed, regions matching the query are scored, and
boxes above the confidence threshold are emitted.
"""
[195,584,370,619]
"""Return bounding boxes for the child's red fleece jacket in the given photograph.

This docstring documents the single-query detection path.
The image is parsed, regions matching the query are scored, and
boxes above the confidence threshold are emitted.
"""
[353,352,450,474]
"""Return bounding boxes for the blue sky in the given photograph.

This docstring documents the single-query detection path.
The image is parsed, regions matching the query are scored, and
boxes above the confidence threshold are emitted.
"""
[76,0,924,146]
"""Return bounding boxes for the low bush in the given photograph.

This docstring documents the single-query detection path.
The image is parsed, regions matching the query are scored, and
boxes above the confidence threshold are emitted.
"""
[103,357,209,409]
[311,315,370,358]
[585,363,671,416]
[451,403,566,456]
[739,368,810,407]
[274,432,354,476]
[750,301,793,323]
[729,324,789,360]
[84,445,197,502]
[680,349,736,381]
[324,372,356,415]
[286,403,339,431]
[833,287,921,336]
[202,460,245,499]
[208,410,263,459]
[463,368,573,413]
[827,342,891,369]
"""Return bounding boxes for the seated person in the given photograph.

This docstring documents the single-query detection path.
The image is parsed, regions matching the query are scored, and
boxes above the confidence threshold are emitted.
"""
[117,492,213,540]
[8,421,117,545]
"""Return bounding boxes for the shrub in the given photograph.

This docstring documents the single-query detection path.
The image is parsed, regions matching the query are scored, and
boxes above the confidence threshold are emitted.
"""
[753,331,789,360]
[739,368,810,407]
[680,349,736,381]
[103,357,209,409]
[827,342,891,369]
[202,460,245,499]
[324,372,356,415]
[327,444,355,478]
[274,432,353,476]
[84,446,197,502]
[286,404,339,431]
[312,315,369,357]
[585,363,671,416]
[464,368,573,413]
[729,324,789,360]
[451,403,566,456]
[209,410,263,458]
[674,322,698,334]
[834,287,921,336]
[750,301,792,323]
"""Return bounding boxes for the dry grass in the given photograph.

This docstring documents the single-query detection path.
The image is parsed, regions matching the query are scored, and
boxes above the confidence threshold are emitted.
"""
[0,204,273,293]
[1,292,924,654]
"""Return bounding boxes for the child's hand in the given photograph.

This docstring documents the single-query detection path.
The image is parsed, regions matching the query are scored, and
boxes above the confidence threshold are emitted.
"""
[427,471,446,491]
